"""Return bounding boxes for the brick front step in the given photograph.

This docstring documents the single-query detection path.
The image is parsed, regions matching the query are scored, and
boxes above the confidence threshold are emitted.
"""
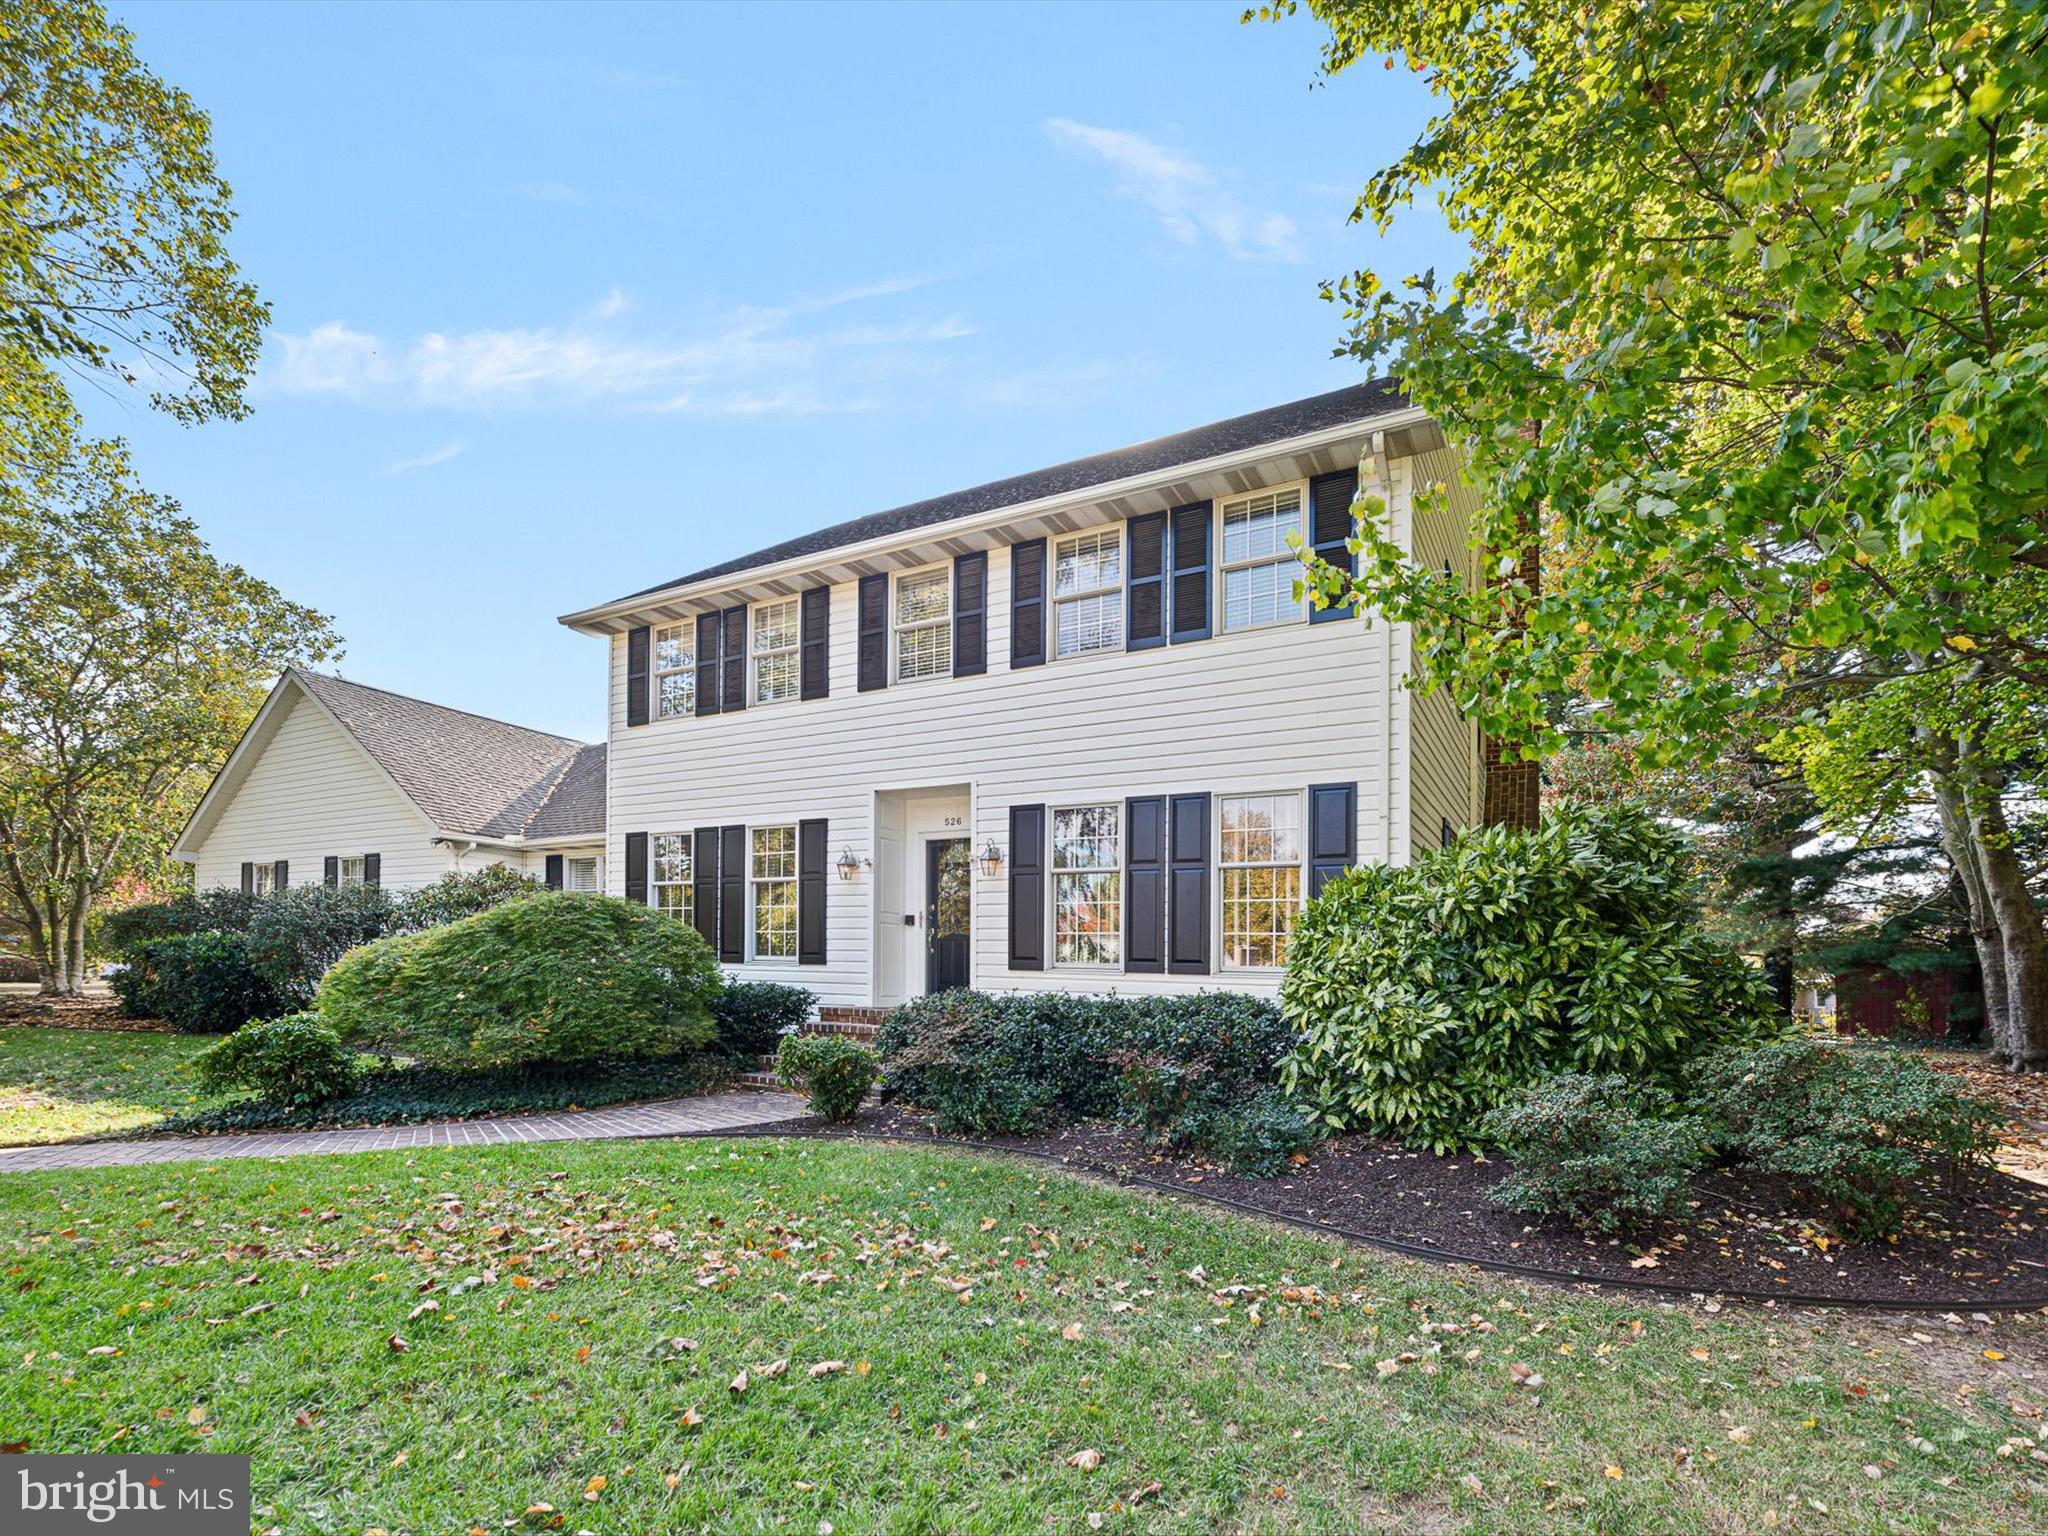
[817,1005,888,1027]
[736,1070,783,1092]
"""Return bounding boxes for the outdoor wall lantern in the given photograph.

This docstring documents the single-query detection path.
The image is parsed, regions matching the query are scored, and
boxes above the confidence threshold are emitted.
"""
[978,840,1005,878]
[836,847,869,883]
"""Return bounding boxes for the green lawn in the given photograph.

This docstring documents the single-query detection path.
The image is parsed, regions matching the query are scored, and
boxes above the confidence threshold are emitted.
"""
[0,1025,240,1144]
[3,1139,2042,1533]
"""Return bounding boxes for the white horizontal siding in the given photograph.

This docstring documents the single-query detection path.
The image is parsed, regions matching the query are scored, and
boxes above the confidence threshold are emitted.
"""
[605,509,1405,1007]
[1404,446,1482,853]
[191,692,452,891]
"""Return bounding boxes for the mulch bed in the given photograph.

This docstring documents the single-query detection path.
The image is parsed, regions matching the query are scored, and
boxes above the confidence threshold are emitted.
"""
[0,994,167,1032]
[771,1103,2048,1309]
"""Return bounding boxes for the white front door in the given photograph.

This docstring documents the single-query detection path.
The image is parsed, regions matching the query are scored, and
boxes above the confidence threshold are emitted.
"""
[874,788,971,1005]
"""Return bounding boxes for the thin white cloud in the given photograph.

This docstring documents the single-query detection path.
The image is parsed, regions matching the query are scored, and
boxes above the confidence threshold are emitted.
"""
[1045,118,1303,263]
[257,277,969,416]
[588,287,631,319]
[379,439,466,476]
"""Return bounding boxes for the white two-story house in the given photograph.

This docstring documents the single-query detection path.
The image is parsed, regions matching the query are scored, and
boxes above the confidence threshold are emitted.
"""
[559,382,1485,1010]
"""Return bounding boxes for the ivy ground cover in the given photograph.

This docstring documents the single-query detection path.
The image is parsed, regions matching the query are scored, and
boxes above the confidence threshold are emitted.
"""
[4,1138,2045,1533]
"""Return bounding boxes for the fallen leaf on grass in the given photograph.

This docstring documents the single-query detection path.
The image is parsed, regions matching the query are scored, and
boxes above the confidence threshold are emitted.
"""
[1067,1449,1102,1470]
[680,1408,703,1428]
[1062,1323,1085,1341]
[387,1335,409,1354]
[755,1359,789,1380]
[730,1370,749,1394]
[809,1361,845,1378]
[407,1300,439,1322]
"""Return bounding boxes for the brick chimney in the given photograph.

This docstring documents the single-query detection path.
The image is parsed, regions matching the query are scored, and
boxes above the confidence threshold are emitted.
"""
[1481,530,1542,830]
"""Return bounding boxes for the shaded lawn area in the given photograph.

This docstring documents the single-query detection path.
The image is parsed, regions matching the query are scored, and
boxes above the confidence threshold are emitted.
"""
[0,1025,241,1144]
[3,1140,2045,1533]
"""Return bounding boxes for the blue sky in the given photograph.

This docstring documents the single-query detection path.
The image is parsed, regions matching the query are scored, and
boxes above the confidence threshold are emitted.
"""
[93,0,1462,740]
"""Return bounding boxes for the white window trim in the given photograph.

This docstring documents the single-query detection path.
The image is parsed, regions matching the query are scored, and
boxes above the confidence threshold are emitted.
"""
[1216,479,1312,634]
[1216,788,1308,972]
[651,833,693,924]
[563,855,600,895]
[652,622,695,720]
[1050,525,1126,663]
[892,564,953,684]
[1048,800,1123,970]
[748,822,800,964]
[251,863,279,897]
[750,599,801,707]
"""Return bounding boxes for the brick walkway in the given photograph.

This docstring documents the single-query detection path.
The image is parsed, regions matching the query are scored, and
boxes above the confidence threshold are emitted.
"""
[0,1090,809,1173]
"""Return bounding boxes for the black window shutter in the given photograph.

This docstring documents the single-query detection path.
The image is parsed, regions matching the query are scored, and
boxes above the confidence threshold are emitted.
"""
[240,862,254,895]
[625,625,651,726]
[545,853,564,890]
[952,551,987,677]
[1007,803,1045,971]
[273,860,289,892]
[1167,793,1211,974]
[800,586,831,701]
[857,573,889,692]
[695,611,723,716]
[721,606,747,713]
[363,853,380,887]
[1309,469,1360,623]
[323,855,339,889]
[1125,513,1167,650]
[1124,796,1165,973]
[797,818,827,965]
[718,825,746,963]
[1009,539,1046,668]
[692,826,720,950]
[623,832,649,905]
[1307,782,1359,897]
[1169,502,1213,643]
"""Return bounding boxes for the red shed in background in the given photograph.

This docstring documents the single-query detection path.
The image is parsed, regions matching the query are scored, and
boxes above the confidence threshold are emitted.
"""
[1833,966,1958,1039]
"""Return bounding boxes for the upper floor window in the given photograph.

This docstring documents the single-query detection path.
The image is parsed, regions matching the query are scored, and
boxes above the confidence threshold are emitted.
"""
[1051,803,1121,966]
[652,834,692,923]
[894,567,951,681]
[1219,792,1303,969]
[750,825,798,959]
[654,623,694,718]
[753,600,800,704]
[1053,529,1123,658]
[1220,485,1306,631]
[337,856,367,887]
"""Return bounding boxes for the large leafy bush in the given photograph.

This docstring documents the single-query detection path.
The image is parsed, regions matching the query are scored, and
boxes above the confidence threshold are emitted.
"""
[776,1033,876,1123]
[394,865,542,931]
[112,933,277,1033]
[1693,1039,2003,1239]
[316,892,719,1069]
[710,980,816,1058]
[244,882,400,1008]
[1480,1074,1710,1232]
[1281,803,1783,1151]
[196,1014,360,1107]
[101,888,261,959]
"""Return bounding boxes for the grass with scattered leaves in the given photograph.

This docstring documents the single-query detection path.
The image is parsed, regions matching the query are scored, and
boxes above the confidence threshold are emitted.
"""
[2,1137,2044,1533]
[0,1025,240,1145]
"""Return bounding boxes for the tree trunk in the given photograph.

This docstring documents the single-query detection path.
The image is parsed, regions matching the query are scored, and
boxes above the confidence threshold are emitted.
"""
[1930,752,2048,1069]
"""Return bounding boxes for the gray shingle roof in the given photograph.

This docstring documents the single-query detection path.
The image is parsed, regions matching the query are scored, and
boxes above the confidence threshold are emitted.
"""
[291,670,604,841]
[618,379,1406,602]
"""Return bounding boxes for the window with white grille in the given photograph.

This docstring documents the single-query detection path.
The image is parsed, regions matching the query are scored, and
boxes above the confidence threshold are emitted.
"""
[894,567,952,681]
[1053,528,1124,658]
[1220,486,1306,631]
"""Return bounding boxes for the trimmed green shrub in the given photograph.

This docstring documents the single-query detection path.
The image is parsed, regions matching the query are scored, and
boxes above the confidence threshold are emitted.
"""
[711,980,817,1058]
[877,990,1126,1135]
[1169,1087,1319,1177]
[776,1033,876,1122]
[1281,803,1785,1152]
[395,865,543,932]
[317,892,720,1069]
[244,882,400,1008]
[1481,1074,1711,1232]
[1106,993,1311,1171]
[196,1014,360,1107]
[112,933,278,1033]
[1693,1038,2003,1239]
[101,889,261,959]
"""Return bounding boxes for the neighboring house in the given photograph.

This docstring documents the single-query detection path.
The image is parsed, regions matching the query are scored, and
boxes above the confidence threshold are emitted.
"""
[174,669,606,894]
[559,382,1491,1008]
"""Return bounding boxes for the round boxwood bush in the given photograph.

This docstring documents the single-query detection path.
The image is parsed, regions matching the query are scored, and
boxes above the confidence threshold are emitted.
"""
[1280,802,1785,1152]
[1481,1073,1711,1232]
[316,891,720,1069]
[710,980,817,1058]
[112,933,278,1033]
[196,1014,361,1108]
[775,1032,876,1123]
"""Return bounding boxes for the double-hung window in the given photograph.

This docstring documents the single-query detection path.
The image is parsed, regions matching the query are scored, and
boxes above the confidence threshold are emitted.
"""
[1051,804,1121,966]
[1052,529,1123,658]
[653,623,694,718]
[251,863,278,896]
[1219,793,1304,968]
[563,855,600,894]
[1220,485,1306,631]
[337,856,366,887]
[894,567,951,681]
[651,835,692,922]
[752,599,800,704]
[750,825,798,959]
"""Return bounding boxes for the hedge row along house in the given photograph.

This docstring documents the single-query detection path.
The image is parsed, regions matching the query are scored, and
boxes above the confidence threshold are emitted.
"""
[179,384,1522,1007]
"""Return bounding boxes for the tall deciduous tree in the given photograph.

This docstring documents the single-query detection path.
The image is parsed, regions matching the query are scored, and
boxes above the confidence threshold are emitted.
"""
[0,0,266,477]
[1278,1,2048,1066]
[0,438,338,992]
